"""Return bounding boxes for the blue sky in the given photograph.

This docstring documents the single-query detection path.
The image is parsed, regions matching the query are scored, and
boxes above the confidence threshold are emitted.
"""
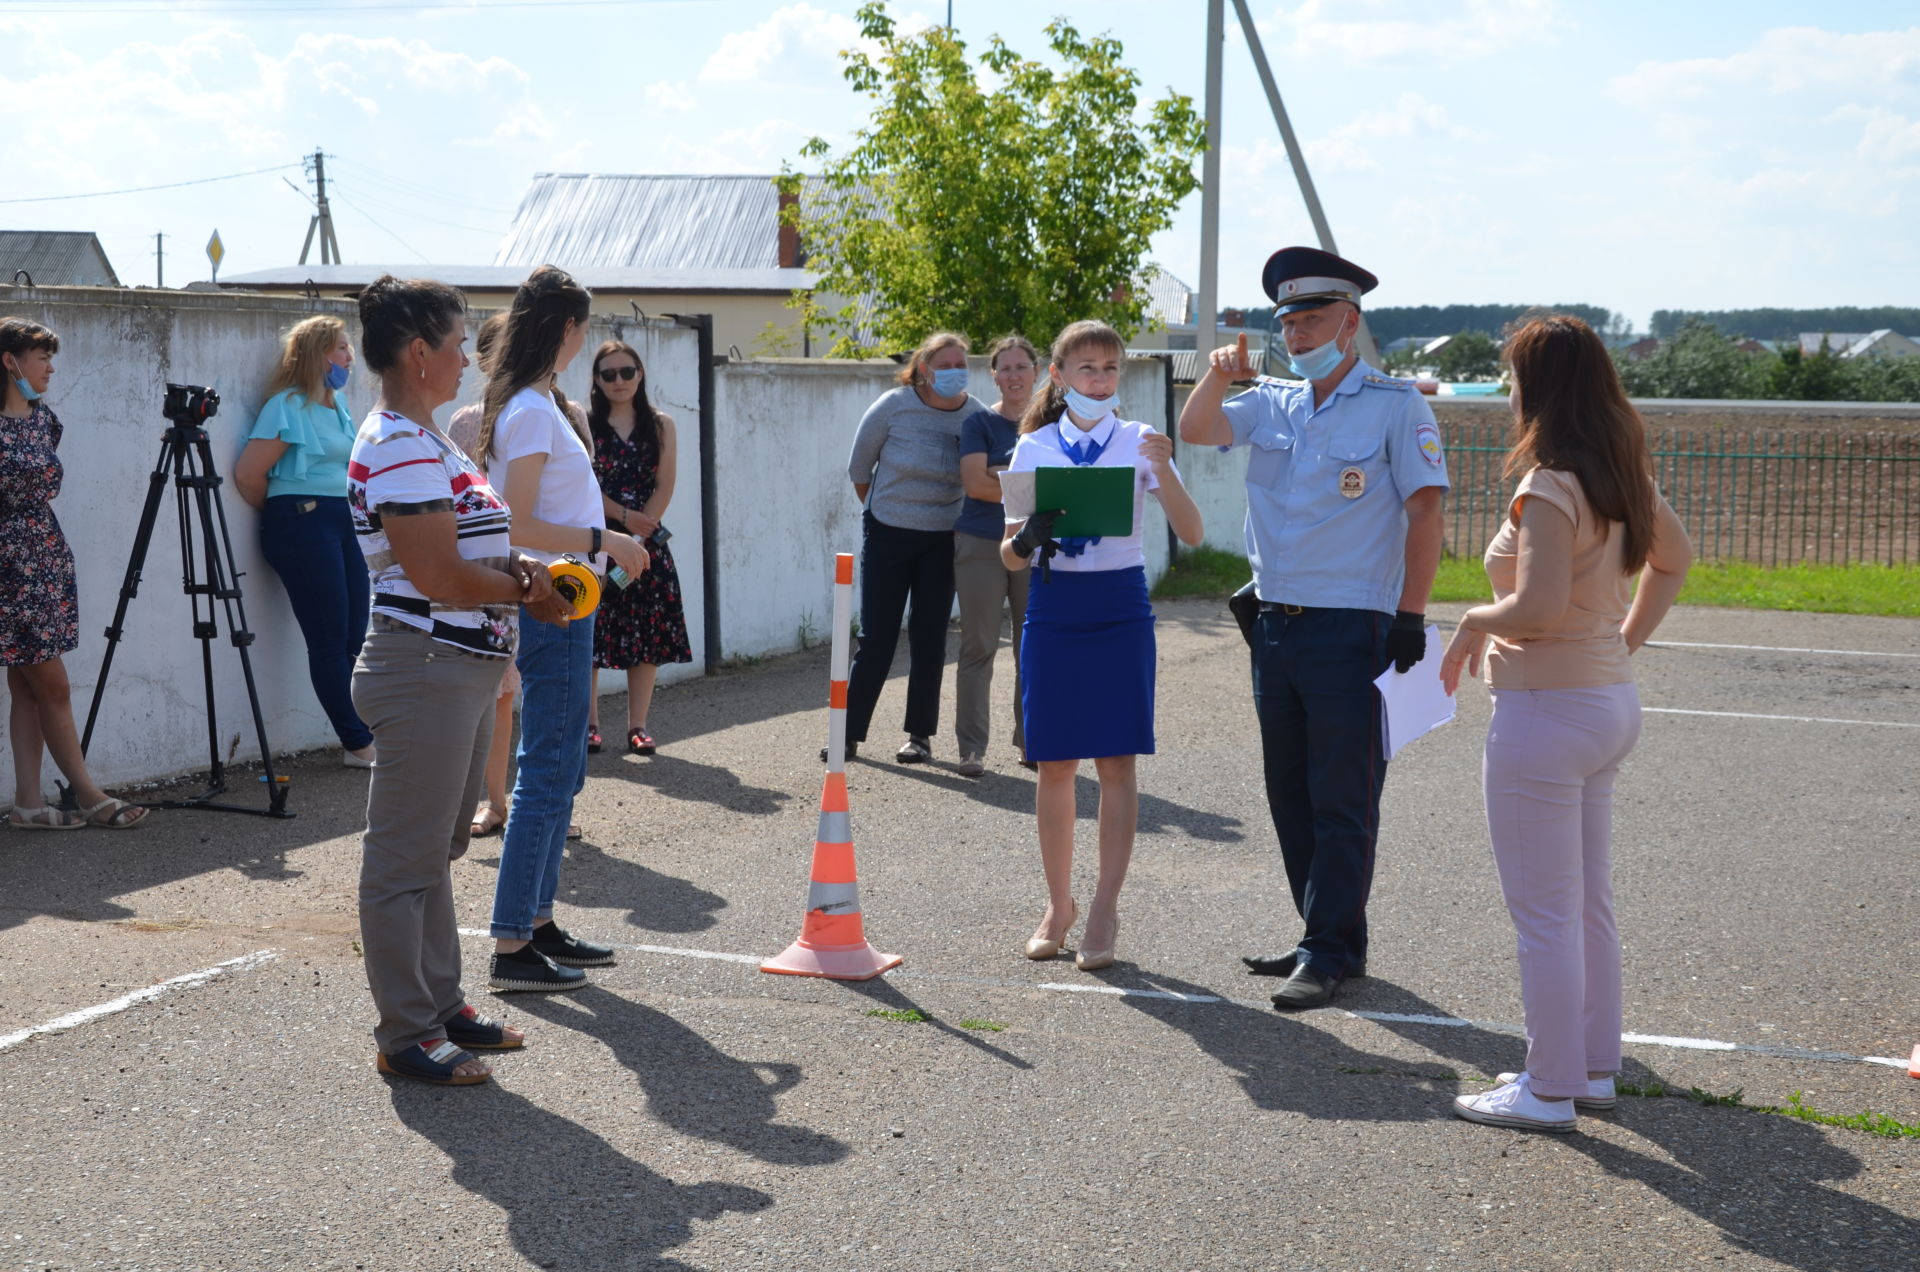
[8,0,1917,327]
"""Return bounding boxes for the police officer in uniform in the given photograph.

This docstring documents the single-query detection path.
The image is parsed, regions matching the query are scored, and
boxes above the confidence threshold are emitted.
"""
[1178,247,1448,1010]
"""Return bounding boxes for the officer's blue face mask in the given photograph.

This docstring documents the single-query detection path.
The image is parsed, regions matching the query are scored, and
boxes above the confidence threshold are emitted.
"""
[929,366,970,397]
[325,362,350,391]
[1285,313,1356,381]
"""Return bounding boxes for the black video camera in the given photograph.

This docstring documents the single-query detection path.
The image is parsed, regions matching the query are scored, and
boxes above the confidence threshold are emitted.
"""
[163,383,220,426]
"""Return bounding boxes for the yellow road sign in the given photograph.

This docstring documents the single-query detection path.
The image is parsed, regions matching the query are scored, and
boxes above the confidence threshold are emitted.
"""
[206,230,224,271]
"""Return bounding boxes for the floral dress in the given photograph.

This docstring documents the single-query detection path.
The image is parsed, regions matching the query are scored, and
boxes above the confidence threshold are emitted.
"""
[591,414,692,669]
[0,403,79,666]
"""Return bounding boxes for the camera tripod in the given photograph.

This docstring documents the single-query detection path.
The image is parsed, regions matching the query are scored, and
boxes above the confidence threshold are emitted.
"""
[71,385,294,818]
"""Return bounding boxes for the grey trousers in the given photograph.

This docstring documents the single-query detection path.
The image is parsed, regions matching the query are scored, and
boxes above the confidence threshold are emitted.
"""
[953,531,1029,757]
[351,624,505,1055]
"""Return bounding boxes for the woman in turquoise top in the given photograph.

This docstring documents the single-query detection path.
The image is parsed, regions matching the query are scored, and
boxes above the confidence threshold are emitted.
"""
[234,315,375,765]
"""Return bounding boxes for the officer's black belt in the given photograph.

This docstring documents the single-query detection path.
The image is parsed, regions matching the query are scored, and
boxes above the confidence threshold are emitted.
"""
[1256,601,1324,616]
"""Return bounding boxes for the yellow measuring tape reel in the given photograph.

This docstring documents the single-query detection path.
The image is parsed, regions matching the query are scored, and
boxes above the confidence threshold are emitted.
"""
[547,556,602,621]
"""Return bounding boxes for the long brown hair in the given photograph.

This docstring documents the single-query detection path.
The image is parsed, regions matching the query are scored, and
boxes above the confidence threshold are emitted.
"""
[894,330,970,387]
[587,339,664,452]
[1020,320,1125,433]
[474,265,591,467]
[263,315,346,405]
[1502,314,1657,573]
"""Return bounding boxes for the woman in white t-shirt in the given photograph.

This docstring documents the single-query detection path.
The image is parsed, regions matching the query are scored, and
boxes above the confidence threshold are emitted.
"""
[471,266,650,994]
[1000,321,1204,973]
[347,275,568,1086]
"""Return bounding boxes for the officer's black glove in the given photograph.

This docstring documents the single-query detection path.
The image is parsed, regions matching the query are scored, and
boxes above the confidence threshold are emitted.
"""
[1386,610,1427,673]
[1010,508,1063,560]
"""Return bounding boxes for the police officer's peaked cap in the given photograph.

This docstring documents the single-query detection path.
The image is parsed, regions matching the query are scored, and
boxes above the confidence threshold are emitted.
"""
[1262,246,1379,314]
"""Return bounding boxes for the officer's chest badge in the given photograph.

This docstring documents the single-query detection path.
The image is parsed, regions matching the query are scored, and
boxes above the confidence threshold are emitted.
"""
[1339,465,1365,498]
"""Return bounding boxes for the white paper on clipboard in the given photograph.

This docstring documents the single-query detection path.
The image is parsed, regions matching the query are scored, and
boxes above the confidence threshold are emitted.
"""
[996,469,1037,521]
[1373,624,1454,759]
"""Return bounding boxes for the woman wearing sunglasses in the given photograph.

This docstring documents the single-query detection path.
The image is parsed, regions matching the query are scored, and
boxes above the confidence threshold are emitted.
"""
[586,341,690,754]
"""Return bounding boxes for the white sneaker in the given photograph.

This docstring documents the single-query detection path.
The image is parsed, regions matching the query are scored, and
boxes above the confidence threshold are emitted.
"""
[956,752,985,777]
[343,747,376,770]
[1453,1073,1577,1133]
[1497,1071,1616,1111]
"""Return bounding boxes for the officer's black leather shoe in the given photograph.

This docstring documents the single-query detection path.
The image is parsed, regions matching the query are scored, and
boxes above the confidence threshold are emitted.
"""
[1245,951,1366,980]
[1270,963,1338,1011]
[1242,951,1299,978]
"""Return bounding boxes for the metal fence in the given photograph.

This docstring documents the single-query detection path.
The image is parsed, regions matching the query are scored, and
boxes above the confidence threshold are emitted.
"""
[1442,421,1920,567]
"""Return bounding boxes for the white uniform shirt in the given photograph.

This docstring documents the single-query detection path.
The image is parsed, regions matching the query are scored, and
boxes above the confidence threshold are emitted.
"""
[1005,413,1173,573]
[487,385,603,573]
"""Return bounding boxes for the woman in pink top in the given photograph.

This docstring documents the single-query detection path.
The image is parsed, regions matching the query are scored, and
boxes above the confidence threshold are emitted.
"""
[1440,315,1691,1133]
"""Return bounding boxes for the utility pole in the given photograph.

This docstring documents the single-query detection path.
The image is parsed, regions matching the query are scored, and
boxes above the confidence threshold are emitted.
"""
[1229,0,1378,364]
[298,148,343,266]
[1195,0,1223,362]
[154,232,164,289]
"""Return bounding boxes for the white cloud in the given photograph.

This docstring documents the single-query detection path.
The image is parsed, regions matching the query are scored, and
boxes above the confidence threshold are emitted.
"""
[1606,27,1920,107]
[1255,0,1565,63]
[655,119,814,174]
[645,81,696,114]
[698,4,868,85]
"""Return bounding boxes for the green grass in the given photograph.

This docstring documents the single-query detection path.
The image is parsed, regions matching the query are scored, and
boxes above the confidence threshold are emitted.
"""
[864,1007,928,1023]
[1162,546,1920,618]
[1598,1081,1920,1139]
[957,1018,1008,1032]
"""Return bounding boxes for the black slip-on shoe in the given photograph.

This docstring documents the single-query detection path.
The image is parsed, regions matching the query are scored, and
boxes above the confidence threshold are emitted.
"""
[1244,952,1366,980]
[530,921,617,968]
[1270,962,1338,1011]
[489,944,588,992]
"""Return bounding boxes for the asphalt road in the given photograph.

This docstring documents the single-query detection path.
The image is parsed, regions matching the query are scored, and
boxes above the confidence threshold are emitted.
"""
[6,600,1918,1271]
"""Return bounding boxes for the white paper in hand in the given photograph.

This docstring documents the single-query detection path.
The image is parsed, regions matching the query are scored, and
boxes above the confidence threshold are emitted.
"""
[996,470,1037,521]
[1373,624,1454,760]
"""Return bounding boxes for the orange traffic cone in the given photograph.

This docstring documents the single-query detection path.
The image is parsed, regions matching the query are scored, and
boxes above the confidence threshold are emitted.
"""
[762,553,901,981]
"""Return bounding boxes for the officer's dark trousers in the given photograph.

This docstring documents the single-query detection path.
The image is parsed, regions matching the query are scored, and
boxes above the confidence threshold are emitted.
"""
[1251,605,1390,980]
[845,509,955,744]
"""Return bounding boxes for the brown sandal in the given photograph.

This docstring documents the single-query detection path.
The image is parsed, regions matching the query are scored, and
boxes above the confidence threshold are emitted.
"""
[470,803,506,837]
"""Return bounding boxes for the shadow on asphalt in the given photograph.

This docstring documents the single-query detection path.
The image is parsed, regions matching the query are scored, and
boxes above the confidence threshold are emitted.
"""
[1558,1076,1918,1270]
[390,1082,772,1270]
[512,986,852,1167]
[613,751,795,817]
[555,837,730,936]
[873,759,1246,842]
[845,976,1035,1071]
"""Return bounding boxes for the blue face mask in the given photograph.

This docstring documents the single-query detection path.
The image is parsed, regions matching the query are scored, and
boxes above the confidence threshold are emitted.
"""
[1062,386,1117,421]
[930,367,971,397]
[1285,317,1355,381]
[325,362,350,391]
[7,358,39,402]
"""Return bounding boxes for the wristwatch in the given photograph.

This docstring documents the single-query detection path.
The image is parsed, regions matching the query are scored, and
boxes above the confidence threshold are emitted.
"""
[589,526,602,563]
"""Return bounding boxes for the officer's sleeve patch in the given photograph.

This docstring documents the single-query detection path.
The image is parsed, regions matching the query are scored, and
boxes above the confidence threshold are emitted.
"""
[1416,422,1444,467]
[1362,373,1416,390]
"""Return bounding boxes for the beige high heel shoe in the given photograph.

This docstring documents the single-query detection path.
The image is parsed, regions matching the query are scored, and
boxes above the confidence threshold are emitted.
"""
[1075,914,1119,971]
[1024,902,1078,960]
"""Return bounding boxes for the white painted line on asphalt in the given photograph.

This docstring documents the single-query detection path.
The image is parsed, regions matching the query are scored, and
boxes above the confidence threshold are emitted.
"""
[455,931,1910,1075]
[0,949,281,1054]
[1649,640,1920,659]
[1645,707,1920,729]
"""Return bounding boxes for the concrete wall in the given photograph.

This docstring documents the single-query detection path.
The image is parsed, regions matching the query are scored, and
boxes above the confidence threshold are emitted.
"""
[709,353,1174,661]
[0,284,707,791]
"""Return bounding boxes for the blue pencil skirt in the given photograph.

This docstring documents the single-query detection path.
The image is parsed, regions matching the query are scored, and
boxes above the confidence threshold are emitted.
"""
[1019,565,1156,761]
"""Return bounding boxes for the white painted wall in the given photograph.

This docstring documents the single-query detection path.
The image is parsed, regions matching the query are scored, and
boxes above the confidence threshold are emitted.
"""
[709,353,1174,661]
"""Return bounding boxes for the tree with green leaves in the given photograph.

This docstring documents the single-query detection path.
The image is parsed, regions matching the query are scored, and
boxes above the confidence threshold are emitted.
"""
[1435,330,1500,381]
[778,3,1206,357]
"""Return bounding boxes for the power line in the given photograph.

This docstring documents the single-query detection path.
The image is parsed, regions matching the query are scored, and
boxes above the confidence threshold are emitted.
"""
[329,156,515,215]
[0,163,297,205]
[330,192,430,263]
[333,182,501,237]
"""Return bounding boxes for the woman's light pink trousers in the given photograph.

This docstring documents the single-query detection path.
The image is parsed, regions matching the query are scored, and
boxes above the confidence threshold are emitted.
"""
[1483,682,1642,1100]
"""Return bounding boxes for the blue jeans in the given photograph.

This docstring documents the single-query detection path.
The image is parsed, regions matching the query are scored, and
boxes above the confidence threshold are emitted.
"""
[489,609,595,940]
[259,495,373,751]
[1251,605,1390,980]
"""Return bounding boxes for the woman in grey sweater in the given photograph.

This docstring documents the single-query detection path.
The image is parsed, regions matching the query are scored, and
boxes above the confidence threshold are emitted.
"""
[837,331,983,764]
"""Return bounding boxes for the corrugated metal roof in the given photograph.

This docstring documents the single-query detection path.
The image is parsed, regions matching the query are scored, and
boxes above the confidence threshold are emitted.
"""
[494,174,811,270]
[0,231,119,286]
[1143,269,1193,328]
[1130,347,1267,384]
[219,263,815,292]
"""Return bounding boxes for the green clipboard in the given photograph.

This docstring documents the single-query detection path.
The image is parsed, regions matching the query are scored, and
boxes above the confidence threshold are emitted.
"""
[1034,465,1135,538]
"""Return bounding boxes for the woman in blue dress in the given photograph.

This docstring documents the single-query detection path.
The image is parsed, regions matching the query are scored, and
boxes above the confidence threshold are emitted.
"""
[1001,321,1203,970]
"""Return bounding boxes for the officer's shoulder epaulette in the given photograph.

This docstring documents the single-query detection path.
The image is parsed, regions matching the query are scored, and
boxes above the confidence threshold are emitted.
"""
[1360,373,1417,391]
